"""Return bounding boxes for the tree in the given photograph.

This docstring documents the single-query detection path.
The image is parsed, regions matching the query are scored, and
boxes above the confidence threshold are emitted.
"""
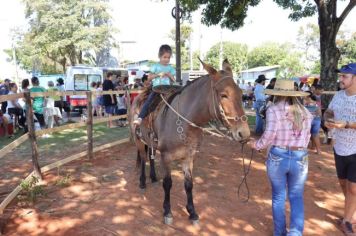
[205,42,248,74]
[168,25,194,70]
[248,42,304,78]
[338,32,356,65]
[297,23,320,71]
[180,0,356,91]
[9,0,115,73]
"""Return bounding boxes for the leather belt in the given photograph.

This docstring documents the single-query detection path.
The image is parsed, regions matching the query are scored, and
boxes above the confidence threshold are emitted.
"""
[273,145,306,151]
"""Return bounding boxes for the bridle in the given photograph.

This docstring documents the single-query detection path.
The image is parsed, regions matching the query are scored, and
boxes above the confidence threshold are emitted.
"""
[210,75,248,128]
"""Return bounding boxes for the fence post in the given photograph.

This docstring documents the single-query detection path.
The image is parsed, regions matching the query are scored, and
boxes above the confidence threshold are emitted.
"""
[24,91,43,180]
[125,89,133,142]
[86,91,93,159]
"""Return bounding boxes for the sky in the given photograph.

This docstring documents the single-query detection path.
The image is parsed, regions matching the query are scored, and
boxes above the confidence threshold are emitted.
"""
[0,0,355,78]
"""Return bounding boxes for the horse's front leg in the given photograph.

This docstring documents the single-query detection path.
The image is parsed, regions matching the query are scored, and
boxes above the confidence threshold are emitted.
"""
[161,154,173,224]
[183,155,199,224]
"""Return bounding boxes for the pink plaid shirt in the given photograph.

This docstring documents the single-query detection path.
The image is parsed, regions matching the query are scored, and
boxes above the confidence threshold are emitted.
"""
[254,101,313,150]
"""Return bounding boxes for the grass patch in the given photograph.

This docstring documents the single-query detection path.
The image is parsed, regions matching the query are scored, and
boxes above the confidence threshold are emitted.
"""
[18,175,45,204]
[247,115,255,126]
[1,123,130,156]
[0,129,24,149]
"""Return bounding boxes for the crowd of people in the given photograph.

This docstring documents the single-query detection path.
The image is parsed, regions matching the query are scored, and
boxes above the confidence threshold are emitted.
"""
[249,62,356,236]
[0,77,72,138]
[239,74,330,152]
[0,73,141,138]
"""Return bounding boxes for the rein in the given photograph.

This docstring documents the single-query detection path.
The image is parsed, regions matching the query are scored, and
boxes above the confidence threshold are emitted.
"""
[160,94,232,140]
[237,143,254,203]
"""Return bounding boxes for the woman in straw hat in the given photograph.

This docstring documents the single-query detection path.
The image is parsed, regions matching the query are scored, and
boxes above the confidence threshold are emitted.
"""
[250,79,313,236]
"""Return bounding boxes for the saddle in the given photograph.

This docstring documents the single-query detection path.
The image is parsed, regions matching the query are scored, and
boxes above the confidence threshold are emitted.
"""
[135,85,181,143]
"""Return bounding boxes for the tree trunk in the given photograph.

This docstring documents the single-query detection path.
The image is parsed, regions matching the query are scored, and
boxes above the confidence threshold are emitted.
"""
[317,1,340,106]
[78,50,83,64]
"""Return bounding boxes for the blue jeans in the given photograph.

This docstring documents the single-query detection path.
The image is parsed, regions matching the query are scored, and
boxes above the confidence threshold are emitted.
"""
[138,91,157,119]
[254,101,265,135]
[267,146,308,236]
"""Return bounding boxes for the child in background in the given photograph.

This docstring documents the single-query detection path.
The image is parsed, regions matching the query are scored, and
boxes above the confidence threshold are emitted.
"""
[133,44,175,125]
[304,91,322,154]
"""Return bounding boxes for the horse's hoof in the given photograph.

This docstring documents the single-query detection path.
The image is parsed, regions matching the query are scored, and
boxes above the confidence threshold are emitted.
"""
[191,219,199,226]
[139,183,146,189]
[151,178,158,184]
[164,216,173,225]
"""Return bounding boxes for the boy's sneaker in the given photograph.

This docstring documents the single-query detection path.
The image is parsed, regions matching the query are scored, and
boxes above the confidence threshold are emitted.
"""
[341,221,356,236]
[133,118,142,126]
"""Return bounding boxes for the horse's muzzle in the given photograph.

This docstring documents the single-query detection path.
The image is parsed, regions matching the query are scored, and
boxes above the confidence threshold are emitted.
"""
[231,123,250,142]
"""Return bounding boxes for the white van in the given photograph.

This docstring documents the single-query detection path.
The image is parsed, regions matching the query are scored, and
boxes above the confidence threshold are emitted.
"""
[65,65,128,112]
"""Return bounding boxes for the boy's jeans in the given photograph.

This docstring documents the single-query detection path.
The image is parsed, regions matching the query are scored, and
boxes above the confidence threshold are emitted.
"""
[267,146,308,236]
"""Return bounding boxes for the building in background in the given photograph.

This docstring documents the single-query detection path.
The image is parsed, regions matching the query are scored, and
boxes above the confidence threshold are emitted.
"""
[240,65,280,83]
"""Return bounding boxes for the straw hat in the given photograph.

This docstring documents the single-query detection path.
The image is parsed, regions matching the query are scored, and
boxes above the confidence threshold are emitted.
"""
[265,79,309,97]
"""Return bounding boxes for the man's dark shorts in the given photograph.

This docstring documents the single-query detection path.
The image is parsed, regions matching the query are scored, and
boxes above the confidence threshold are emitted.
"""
[334,151,356,183]
[54,101,70,113]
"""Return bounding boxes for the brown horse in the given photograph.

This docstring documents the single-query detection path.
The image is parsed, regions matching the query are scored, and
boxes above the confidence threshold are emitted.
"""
[129,59,250,225]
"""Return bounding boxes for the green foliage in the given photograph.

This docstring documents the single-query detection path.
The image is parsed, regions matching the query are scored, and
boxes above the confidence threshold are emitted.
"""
[297,23,320,66]
[8,0,115,74]
[18,175,44,203]
[248,42,303,78]
[179,0,355,91]
[180,0,261,30]
[55,173,73,187]
[338,32,356,66]
[205,42,248,73]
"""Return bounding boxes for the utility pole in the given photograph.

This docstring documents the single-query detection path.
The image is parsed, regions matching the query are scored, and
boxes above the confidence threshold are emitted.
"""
[219,30,223,69]
[189,34,193,71]
[173,0,182,84]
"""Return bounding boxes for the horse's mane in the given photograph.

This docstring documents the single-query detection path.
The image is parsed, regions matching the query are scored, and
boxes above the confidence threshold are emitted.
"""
[162,74,209,116]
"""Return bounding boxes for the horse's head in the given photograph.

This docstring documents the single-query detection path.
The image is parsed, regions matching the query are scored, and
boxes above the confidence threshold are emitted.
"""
[200,58,250,142]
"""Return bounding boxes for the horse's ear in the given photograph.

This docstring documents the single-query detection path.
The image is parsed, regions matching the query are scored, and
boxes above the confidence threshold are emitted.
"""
[198,57,218,79]
[222,59,233,76]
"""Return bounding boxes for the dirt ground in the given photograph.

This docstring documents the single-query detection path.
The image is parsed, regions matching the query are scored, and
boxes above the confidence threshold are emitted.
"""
[1,134,351,236]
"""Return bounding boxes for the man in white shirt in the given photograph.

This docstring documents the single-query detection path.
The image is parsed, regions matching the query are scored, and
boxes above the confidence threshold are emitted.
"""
[324,62,356,235]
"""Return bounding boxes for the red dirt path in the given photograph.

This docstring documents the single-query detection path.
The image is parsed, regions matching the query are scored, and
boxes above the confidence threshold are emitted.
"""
[2,135,349,235]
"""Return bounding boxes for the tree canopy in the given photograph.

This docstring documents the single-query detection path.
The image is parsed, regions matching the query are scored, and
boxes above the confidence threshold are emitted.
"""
[205,42,248,74]
[247,42,303,78]
[9,0,115,74]
[168,25,194,70]
[180,0,356,90]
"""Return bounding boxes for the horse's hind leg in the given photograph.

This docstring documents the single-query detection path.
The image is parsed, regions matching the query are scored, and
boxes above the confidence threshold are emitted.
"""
[183,157,199,224]
[138,145,148,189]
[148,148,158,183]
[161,154,173,224]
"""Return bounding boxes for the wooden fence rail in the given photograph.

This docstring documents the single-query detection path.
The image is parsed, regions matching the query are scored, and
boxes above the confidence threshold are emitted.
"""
[0,90,135,216]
